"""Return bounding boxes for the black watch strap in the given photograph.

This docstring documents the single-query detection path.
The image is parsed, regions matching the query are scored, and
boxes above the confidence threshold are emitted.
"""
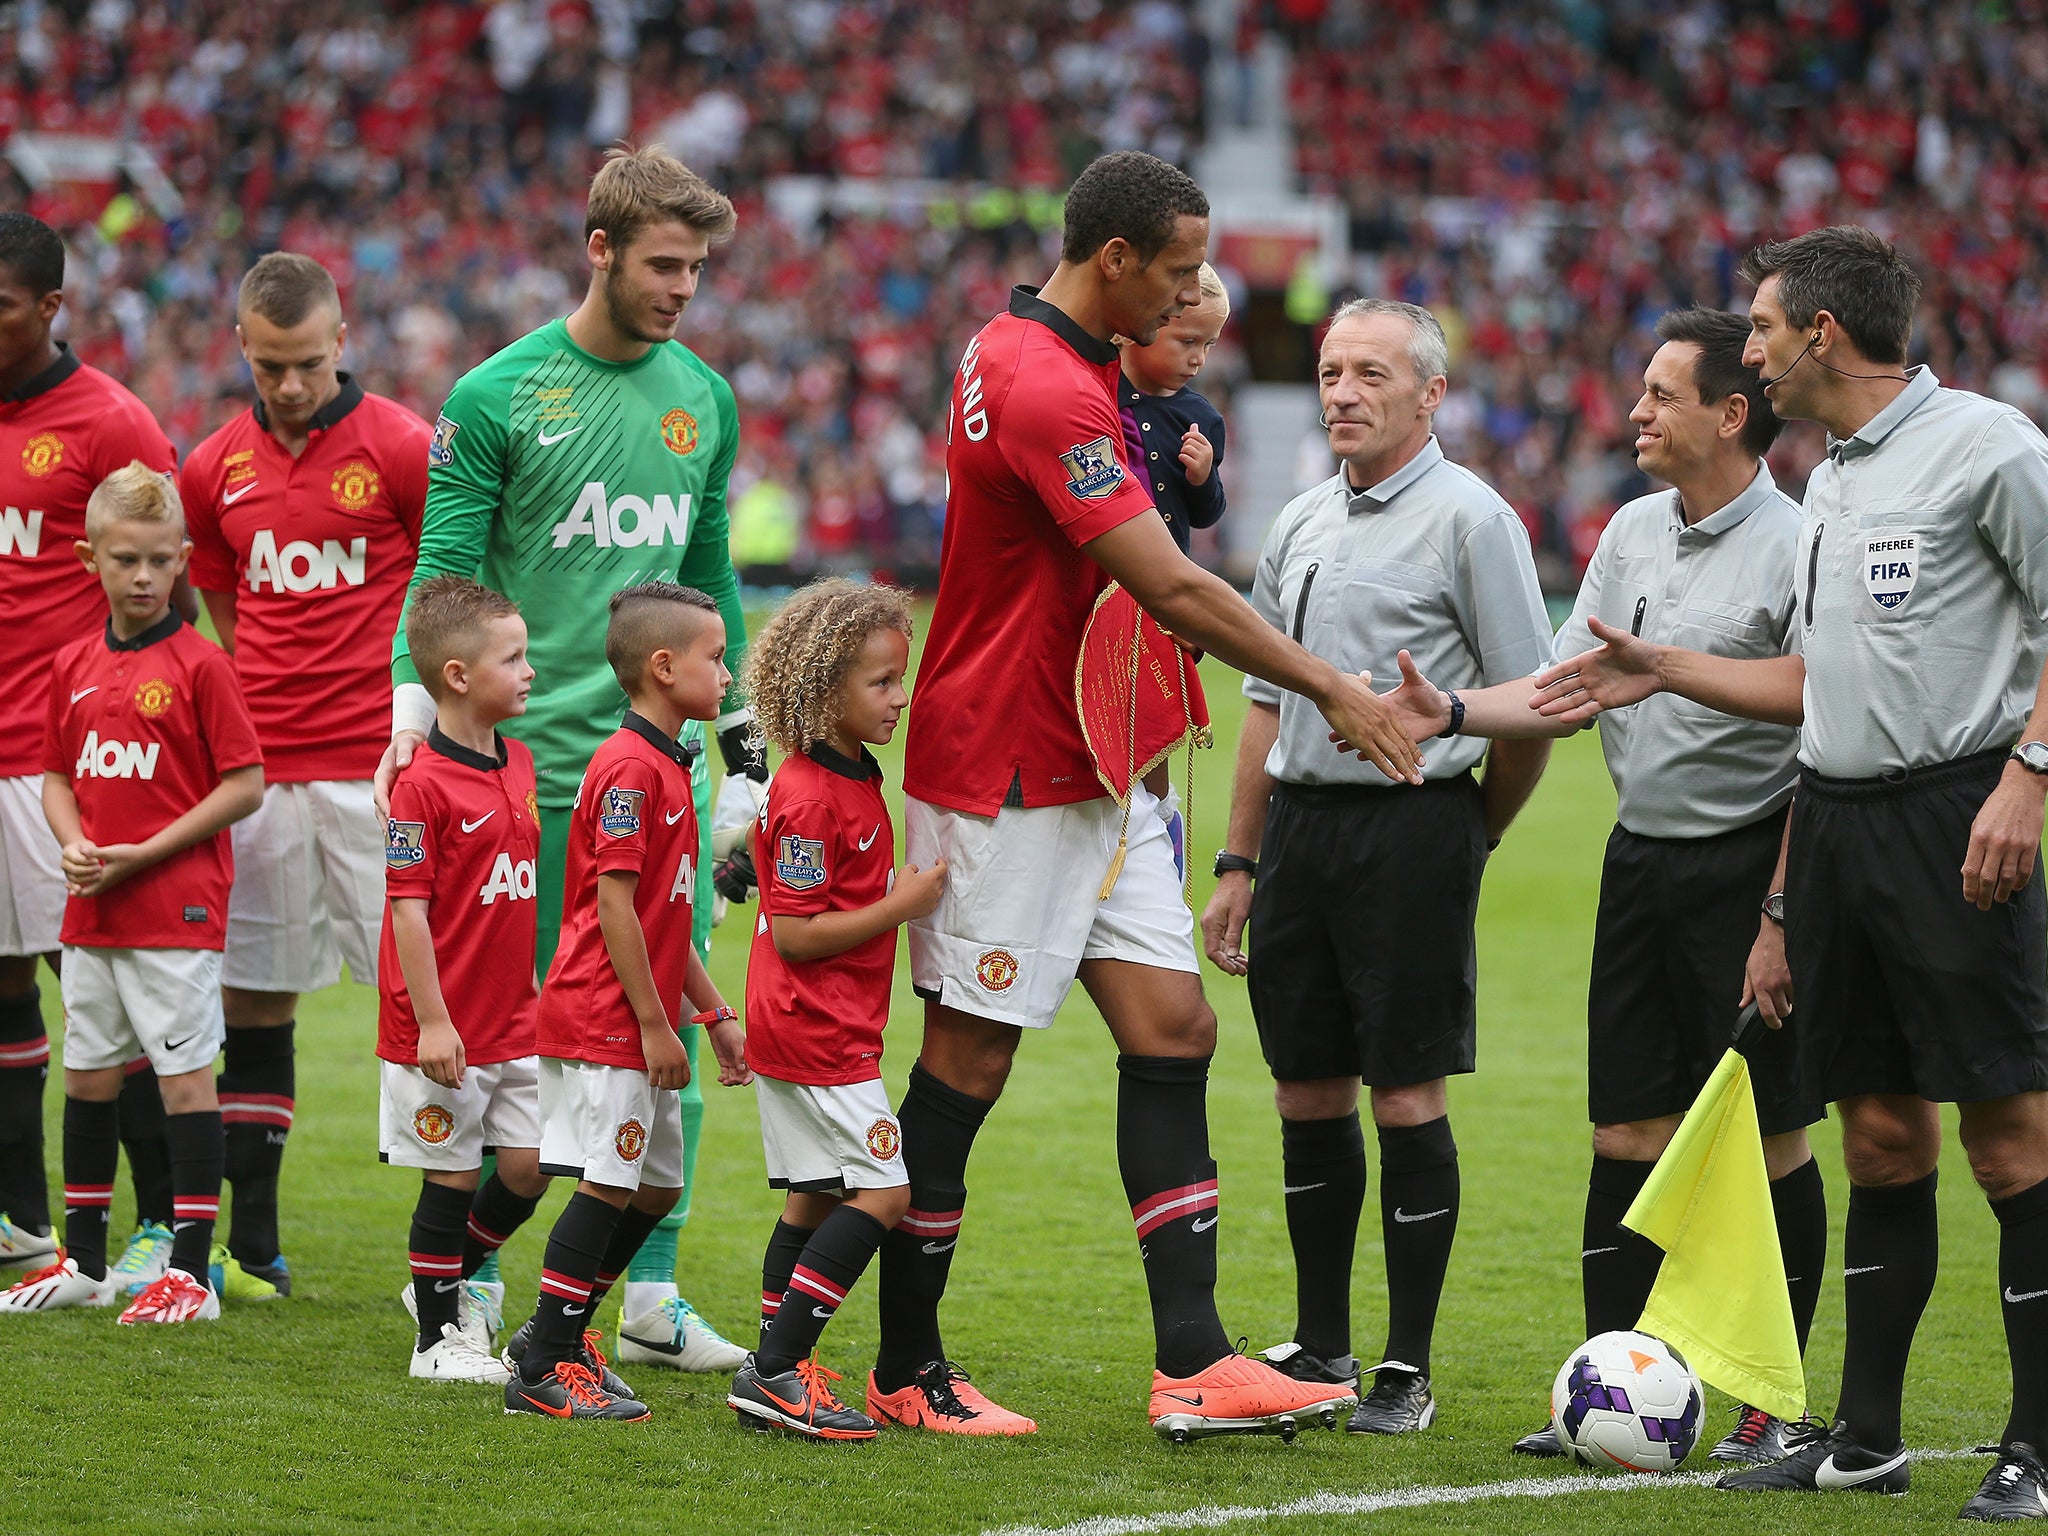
[1438,690,1465,738]
[1213,851,1258,879]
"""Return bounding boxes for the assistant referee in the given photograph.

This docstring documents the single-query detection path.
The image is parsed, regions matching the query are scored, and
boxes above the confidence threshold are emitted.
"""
[1538,225,2048,1520]
[1202,297,1553,1435]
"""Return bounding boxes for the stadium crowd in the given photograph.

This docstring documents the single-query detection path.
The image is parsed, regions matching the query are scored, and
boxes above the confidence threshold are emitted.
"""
[6,0,2048,583]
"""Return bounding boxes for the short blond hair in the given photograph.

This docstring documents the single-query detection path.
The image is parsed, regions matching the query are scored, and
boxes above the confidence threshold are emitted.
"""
[406,576,521,701]
[1197,262,1230,321]
[84,461,183,542]
[587,145,737,253]
[743,579,914,755]
[237,252,341,328]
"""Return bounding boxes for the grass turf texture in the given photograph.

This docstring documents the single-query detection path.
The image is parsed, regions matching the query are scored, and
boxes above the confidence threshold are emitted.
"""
[5,640,2015,1534]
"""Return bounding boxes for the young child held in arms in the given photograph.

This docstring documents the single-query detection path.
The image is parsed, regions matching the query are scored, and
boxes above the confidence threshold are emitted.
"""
[3,462,262,1323]
[378,575,547,1383]
[726,578,946,1440]
[503,582,748,1421]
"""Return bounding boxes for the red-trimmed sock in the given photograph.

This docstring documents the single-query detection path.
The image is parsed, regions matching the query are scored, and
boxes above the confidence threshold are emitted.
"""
[61,1095,119,1280]
[759,1218,811,1349]
[757,1205,888,1375]
[525,1191,621,1380]
[219,1021,294,1265]
[460,1173,542,1277]
[0,989,50,1233]
[164,1109,224,1279]
[409,1179,472,1347]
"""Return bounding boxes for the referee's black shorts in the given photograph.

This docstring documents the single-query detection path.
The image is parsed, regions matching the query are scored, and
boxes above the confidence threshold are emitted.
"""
[1247,773,1485,1086]
[1787,747,2048,1104]
[1586,807,1820,1136]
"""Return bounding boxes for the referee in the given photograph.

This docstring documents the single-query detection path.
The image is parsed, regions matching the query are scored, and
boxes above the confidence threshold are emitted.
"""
[1201,298,1553,1433]
[1537,225,2048,1519]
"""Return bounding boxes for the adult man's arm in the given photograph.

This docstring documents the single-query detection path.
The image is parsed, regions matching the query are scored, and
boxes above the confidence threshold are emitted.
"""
[1479,739,1549,843]
[677,372,759,776]
[1199,699,1278,976]
[1529,619,1807,727]
[1083,512,1422,784]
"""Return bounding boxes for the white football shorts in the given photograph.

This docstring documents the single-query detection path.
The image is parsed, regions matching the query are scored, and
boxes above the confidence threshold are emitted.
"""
[755,1074,905,1192]
[223,779,384,992]
[0,774,62,957]
[538,1057,684,1191]
[378,1055,541,1172]
[60,945,224,1077]
[906,780,1197,1031]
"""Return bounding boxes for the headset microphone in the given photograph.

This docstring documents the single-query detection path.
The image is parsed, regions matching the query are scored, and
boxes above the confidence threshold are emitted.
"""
[1317,407,1332,429]
[1760,333,1820,388]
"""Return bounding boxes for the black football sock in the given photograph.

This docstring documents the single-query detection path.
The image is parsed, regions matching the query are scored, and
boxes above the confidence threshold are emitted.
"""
[219,1021,294,1265]
[1770,1156,1828,1356]
[0,988,50,1233]
[1378,1116,1459,1375]
[586,1203,665,1314]
[61,1096,120,1280]
[119,1057,173,1228]
[461,1173,542,1278]
[409,1180,473,1348]
[526,1191,621,1380]
[1835,1171,1938,1451]
[759,1218,812,1350]
[163,1110,223,1280]
[1993,1176,2048,1449]
[1281,1110,1366,1359]
[875,1064,991,1392]
[758,1205,889,1375]
[1581,1154,1662,1337]
[1117,1053,1230,1380]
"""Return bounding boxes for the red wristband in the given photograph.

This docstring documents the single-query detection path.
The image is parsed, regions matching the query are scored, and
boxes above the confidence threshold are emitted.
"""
[691,1006,738,1026]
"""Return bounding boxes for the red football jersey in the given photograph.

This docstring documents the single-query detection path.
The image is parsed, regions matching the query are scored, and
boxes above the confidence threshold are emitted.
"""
[41,613,263,949]
[376,729,541,1068]
[0,347,177,776]
[903,287,1158,815]
[745,745,895,1086]
[182,379,428,783]
[537,715,700,1069]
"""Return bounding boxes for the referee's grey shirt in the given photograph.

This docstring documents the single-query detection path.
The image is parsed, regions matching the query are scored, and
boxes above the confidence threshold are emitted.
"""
[1798,366,2048,778]
[1244,436,1552,786]
[1554,465,1802,839]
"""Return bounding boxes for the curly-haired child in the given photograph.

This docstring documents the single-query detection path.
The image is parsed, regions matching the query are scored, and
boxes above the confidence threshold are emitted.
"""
[726,577,946,1439]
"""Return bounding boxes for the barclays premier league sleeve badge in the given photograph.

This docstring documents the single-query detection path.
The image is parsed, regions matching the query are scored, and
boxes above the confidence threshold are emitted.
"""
[1863,531,1918,610]
[386,821,426,870]
[427,413,460,469]
[600,787,645,838]
[1060,435,1126,500]
[775,834,827,891]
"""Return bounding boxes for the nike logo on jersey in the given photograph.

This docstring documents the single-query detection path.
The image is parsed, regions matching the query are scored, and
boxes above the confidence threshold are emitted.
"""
[859,825,880,850]
[536,423,583,446]
[1394,1207,1451,1223]
[69,687,96,704]
[921,1239,956,1255]
[1814,1448,1910,1489]
[665,809,687,825]
[1282,1182,1327,1195]
[1844,1265,1885,1276]
[1191,1215,1219,1233]
[221,482,258,505]
[2007,1286,2048,1304]
[461,812,496,833]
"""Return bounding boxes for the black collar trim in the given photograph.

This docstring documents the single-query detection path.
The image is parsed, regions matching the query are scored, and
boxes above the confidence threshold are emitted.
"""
[427,724,508,772]
[3,342,80,403]
[105,609,182,652]
[1008,286,1119,365]
[805,741,883,782]
[622,710,701,765]
[253,372,364,433]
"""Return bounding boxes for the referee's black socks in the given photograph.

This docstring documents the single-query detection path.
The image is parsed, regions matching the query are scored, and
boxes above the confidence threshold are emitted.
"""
[1836,1170,1938,1451]
[1581,1154,1662,1337]
[1280,1111,1366,1360]
[1378,1116,1459,1375]
[1116,1053,1230,1379]
[1770,1155,1828,1354]
[1993,1175,2048,1451]
[875,1064,991,1393]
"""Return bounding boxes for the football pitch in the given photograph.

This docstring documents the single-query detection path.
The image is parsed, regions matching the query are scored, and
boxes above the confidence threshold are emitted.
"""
[7,652,2015,1535]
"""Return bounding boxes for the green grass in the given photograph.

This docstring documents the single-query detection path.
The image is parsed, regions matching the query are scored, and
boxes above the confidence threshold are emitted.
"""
[4,661,2016,1535]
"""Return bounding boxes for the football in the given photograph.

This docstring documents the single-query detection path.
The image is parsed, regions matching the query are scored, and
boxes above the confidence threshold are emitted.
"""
[1549,1329,1705,1472]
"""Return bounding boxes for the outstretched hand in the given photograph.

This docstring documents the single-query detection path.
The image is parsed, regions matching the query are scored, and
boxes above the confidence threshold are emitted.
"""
[1317,671,1426,783]
[1529,618,1663,724]
[1379,649,1453,743]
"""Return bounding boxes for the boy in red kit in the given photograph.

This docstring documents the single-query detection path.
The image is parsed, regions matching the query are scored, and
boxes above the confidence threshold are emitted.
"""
[0,464,262,1323]
[725,580,948,1440]
[502,582,749,1421]
[377,577,545,1383]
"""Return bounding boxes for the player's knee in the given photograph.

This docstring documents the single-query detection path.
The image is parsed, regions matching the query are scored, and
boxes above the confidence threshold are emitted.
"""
[1839,1097,1939,1186]
[1369,1078,1448,1128]
[631,1184,682,1217]
[1761,1130,1813,1181]
[854,1183,912,1230]
[494,1148,546,1198]
[1274,1077,1360,1121]
[1591,1120,1673,1162]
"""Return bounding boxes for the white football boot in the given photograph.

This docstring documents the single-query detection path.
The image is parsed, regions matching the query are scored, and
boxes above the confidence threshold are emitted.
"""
[618,1295,749,1371]
[0,1255,118,1311]
[410,1321,515,1383]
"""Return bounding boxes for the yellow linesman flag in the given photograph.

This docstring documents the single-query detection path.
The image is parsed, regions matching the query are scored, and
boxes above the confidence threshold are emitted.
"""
[1621,1029,1806,1424]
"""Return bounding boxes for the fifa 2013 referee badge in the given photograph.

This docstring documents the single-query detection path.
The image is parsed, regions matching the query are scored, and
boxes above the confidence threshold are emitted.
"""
[599,787,644,838]
[1863,532,1918,610]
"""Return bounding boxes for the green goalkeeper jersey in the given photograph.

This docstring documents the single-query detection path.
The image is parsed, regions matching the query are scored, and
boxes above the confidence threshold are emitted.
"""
[394,318,747,806]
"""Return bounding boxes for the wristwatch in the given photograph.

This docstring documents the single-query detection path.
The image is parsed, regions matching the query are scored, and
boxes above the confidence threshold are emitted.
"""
[2012,741,2048,775]
[1213,851,1258,879]
[1439,690,1466,738]
[1761,892,1785,925]
[691,1006,739,1026]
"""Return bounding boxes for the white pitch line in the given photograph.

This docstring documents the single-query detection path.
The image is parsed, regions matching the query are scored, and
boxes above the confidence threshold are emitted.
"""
[983,1450,1993,1536]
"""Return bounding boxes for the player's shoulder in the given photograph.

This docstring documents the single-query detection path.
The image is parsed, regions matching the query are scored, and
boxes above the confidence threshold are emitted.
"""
[446,323,568,408]
[356,389,433,442]
[182,409,255,474]
[71,361,173,455]
[169,622,240,680]
[48,629,101,679]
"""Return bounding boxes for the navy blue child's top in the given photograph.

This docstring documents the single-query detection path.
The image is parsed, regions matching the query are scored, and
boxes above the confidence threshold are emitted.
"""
[1117,379,1227,552]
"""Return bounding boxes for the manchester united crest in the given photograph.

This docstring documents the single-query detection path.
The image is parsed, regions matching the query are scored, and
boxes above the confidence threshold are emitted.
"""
[866,1118,901,1160]
[134,678,175,718]
[975,948,1020,993]
[413,1104,454,1145]
[525,787,540,825]
[615,1118,648,1162]
[330,460,380,511]
[660,408,699,456]
[22,432,61,477]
